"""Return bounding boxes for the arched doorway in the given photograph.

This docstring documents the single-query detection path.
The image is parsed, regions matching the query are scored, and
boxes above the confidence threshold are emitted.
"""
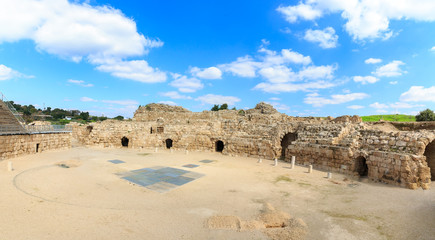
[165,139,173,149]
[281,132,297,159]
[215,140,224,152]
[424,140,435,180]
[355,156,368,177]
[121,137,129,147]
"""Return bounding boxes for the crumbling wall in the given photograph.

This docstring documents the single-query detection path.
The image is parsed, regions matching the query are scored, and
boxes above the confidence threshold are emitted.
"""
[0,133,71,160]
[73,102,435,189]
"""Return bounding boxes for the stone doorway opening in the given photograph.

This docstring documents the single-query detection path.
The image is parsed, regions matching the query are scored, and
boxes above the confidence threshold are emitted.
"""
[281,133,297,159]
[215,140,224,152]
[166,139,173,149]
[355,156,368,177]
[121,137,129,147]
[36,143,40,153]
[424,140,435,181]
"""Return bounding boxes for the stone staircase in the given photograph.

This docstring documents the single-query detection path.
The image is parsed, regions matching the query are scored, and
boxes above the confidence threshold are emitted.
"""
[0,100,23,126]
[0,92,27,134]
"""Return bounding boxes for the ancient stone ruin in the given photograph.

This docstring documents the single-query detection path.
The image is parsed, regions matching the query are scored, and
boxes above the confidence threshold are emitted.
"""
[0,98,71,159]
[1,97,434,190]
[69,102,435,190]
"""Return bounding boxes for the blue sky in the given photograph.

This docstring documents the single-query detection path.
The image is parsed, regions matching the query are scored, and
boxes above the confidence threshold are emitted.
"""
[1,0,435,118]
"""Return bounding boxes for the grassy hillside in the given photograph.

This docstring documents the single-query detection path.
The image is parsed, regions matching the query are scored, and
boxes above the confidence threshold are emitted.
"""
[361,114,416,122]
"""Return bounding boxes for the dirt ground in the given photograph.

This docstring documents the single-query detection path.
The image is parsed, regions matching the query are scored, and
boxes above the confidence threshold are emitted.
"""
[1,147,434,240]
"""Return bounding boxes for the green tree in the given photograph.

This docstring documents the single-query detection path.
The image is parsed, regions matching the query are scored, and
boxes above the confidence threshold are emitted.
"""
[211,105,219,111]
[416,109,435,121]
[79,112,90,121]
[43,107,52,115]
[219,103,228,110]
[113,115,124,120]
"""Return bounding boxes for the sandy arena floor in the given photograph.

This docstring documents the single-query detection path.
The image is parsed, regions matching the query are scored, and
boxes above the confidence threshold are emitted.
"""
[1,147,434,240]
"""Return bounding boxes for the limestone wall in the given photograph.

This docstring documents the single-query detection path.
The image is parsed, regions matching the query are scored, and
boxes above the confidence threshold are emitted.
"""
[73,102,435,189]
[0,133,71,160]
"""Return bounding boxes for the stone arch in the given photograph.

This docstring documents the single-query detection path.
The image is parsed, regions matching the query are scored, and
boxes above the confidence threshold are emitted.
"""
[355,156,368,177]
[424,140,435,180]
[165,139,173,149]
[215,140,224,152]
[121,137,129,147]
[280,132,297,159]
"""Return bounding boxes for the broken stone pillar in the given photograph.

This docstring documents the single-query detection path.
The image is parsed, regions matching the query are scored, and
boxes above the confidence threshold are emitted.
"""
[308,165,313,173]
[155,147,158,152]
[258,158,262,163]
[291,156,295,169]
[327,172,332,179]
[274,158,278,166]
[8,161,13,171]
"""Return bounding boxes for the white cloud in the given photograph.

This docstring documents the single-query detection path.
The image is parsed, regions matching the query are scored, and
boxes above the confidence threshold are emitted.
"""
[373,60,406,77]
[190,66,222,79]
[298,65,336,80]
[280,27,292,34]
[400,86,435,102]
[370,102,389,109]
[376,109,388,114]
[269,97,281,101]
[218,55,259,77]
[158,101,177,106]
[216,45,335,94]
[96,60,166,83]
[347,105,364,109]
[353,76,379,84]
[266,102,290,112]
[170,74,203,93]
[101,99,139,105]
[0,64,31,80]
[0,0,162,61]
[304,27,338,49]
[80,97,97,102]
[67,79,93,87]
[258,65,296,83]
[277,3,323,23]
[0,0,164,82]
[365,58,382,64]
[278,1,435,41]
[80,97,138,106]
[430,46,435,51]
[160,91,192,100]
[0,65,17,80]
[259,48,312,66]
[218,48,311,79]
[304,92,369,107]
[369,101,424,112]
[254,81,336,94]
[389,102,423,109]
[389,81,398,85]
[261,39,270,46]
[281,49,312,65]
[195,94,241,106]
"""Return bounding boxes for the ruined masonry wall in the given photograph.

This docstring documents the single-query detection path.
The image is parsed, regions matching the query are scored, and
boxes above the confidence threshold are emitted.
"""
[72,103,435,189]
[0,133,71,160]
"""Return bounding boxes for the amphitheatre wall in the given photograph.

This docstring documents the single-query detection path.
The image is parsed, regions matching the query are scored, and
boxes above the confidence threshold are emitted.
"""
[0,133,71,160]
[72,103,435,189]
